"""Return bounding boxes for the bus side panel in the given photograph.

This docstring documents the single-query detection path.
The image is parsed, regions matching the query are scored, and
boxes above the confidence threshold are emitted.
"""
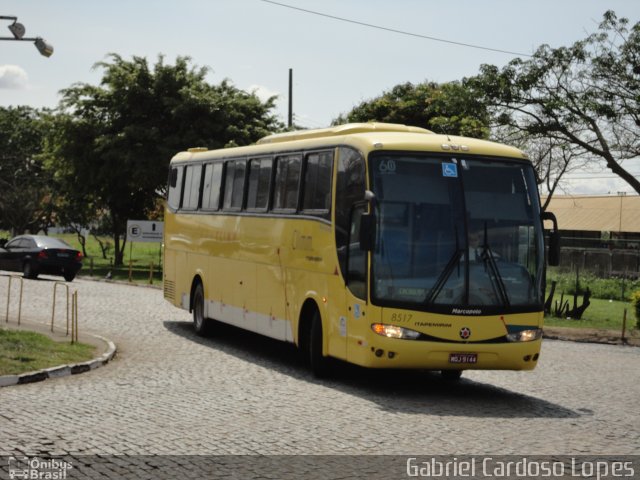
[283,220,347,359]
[324,273,351,360]
[164,211,192,311]
[345,289,381,367]
[200,215,290,342]
[163,238,178,306]
[241,216,289,341]
[231,261,257,332]
[255,263,290,341]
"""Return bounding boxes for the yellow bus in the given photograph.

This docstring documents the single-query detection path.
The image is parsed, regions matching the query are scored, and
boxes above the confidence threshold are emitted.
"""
[163,123,559,379]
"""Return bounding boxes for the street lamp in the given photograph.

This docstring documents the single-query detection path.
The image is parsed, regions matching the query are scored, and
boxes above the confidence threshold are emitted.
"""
[0,15,53,57]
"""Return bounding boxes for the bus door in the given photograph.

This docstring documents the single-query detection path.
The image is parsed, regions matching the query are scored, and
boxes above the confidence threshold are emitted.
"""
[344,204,372,362]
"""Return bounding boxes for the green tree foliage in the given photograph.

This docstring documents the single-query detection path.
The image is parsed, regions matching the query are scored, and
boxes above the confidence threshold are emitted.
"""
[52,54,282,265]
[471,11,640,195]
[631,290,640,329]
[0,106,55,235]
[333,81,490,138]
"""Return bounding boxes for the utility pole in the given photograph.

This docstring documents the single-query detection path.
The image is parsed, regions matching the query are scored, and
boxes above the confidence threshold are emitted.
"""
[288,68,293,128]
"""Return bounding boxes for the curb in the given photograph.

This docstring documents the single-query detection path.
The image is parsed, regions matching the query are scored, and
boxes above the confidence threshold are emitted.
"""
[0,334,117,388]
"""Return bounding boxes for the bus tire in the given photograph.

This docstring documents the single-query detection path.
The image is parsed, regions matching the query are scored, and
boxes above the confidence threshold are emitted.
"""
[441,369,463,381]
[309,309,331,378]
[192,282,211,336]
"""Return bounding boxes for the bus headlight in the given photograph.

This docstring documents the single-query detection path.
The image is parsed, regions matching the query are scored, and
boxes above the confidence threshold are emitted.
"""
[506,328,543,342]
[371,323,421,340]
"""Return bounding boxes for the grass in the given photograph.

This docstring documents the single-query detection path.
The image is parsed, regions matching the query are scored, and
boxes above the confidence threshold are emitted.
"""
[0,328,95,376]
[545,268,640,332]
[55,233,163,285]
[544,297,636,331]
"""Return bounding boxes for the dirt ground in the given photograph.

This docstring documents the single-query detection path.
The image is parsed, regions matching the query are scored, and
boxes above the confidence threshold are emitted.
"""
[543,326,640,347]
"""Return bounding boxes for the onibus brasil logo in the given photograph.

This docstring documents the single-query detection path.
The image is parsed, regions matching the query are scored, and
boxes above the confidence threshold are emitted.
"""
[7,456,72,479]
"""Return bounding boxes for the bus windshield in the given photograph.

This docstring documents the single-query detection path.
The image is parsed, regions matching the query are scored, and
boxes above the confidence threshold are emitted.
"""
[370,153,544,313]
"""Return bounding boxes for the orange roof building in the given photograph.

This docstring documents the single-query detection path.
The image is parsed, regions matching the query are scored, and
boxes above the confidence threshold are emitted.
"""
[543,195,640,234]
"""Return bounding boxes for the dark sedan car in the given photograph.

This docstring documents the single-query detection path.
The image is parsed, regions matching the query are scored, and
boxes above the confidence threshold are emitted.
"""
[0,235,83,281]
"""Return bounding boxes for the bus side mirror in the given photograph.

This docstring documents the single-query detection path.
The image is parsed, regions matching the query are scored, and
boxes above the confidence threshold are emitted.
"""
[547,230,560,266]
[359,213,376,251]
[542,211,560,267]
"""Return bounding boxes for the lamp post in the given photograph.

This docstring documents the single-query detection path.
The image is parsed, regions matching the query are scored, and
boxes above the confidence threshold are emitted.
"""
[0,15,53,57]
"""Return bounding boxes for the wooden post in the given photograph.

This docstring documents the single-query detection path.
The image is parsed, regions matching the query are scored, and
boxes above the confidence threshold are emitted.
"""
[149,261,154,285]
[621,308,627,343]
[128,242,133,282]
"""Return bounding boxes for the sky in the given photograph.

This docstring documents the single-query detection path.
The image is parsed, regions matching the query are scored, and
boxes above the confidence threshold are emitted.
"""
[1,0,639,195]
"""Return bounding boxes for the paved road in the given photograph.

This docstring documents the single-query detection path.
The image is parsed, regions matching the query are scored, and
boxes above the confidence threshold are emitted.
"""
[1,276,639,458]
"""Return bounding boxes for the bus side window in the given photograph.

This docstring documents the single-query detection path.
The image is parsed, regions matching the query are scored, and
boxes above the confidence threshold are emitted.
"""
[247,158,273,211]
[202,163,223,210]
[223,160,247,210]
[182,164,203,210]
[167,166,184,211]
[335,147,366,279]
[273,155,302,212]
[302,151,333,217]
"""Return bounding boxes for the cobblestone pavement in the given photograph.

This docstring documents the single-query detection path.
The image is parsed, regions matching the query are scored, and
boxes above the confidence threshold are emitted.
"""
[1,276,639,457]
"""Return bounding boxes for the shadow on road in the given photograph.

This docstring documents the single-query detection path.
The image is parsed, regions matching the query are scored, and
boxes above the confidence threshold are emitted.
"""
[163,319,581,419]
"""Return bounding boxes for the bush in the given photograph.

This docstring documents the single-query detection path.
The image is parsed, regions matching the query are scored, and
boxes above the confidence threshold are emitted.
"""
[631,290,640,329]
[546,270,640,301]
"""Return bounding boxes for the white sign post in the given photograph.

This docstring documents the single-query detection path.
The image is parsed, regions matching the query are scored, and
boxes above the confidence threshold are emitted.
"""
[126,220,164,284]
[126,220,163,243]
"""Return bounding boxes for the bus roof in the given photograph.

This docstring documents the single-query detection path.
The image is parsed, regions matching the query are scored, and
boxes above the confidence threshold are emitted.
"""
[171,123,529,163]
[256,122,433,144]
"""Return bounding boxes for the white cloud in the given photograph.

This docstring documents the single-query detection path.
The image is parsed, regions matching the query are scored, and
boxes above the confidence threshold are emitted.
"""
[245,84,280,103]
[0,65,29,89]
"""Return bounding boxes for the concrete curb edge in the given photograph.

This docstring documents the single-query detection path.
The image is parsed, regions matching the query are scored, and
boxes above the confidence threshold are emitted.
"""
[0,335,117,388]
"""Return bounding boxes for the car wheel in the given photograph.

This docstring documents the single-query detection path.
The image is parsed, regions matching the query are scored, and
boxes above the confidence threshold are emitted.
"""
[23,261,38,279]
[63,272,76,282]
[192,282,211,336]
[309,309,331,378]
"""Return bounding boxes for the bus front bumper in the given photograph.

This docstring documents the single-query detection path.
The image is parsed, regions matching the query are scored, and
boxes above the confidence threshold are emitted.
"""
[351,337,542,371]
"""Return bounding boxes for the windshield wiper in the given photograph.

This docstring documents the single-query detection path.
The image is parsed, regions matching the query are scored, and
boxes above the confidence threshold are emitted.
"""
[425,229,463,305]
[479,223,510,308]
[425,248,463,306]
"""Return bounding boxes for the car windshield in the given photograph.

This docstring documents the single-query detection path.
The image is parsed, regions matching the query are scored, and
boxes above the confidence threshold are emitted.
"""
[33,236,72,249]
[370,153,544,314]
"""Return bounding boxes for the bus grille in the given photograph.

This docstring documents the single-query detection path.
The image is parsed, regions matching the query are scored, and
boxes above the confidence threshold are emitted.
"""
[164,280,176,301]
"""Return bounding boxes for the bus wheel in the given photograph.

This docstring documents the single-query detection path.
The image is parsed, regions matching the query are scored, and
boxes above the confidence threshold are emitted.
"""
[192,283,211,336]
[309,310,331,378]
[441,370,463,381]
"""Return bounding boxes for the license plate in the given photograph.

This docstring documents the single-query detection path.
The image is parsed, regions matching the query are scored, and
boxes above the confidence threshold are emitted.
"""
[57,252,70,258]
[449,353,477,364]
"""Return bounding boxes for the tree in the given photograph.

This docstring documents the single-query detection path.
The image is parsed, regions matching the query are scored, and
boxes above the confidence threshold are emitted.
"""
[334,80,490,138]
[0,106,55,235]
[52,54,282,265]
[471,11,640,195]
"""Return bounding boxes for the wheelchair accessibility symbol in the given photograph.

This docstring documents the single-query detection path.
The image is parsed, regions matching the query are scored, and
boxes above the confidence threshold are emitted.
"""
[442,163,458,178]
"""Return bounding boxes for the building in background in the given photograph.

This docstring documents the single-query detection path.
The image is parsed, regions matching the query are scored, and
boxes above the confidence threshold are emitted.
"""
[543,194,640,277]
